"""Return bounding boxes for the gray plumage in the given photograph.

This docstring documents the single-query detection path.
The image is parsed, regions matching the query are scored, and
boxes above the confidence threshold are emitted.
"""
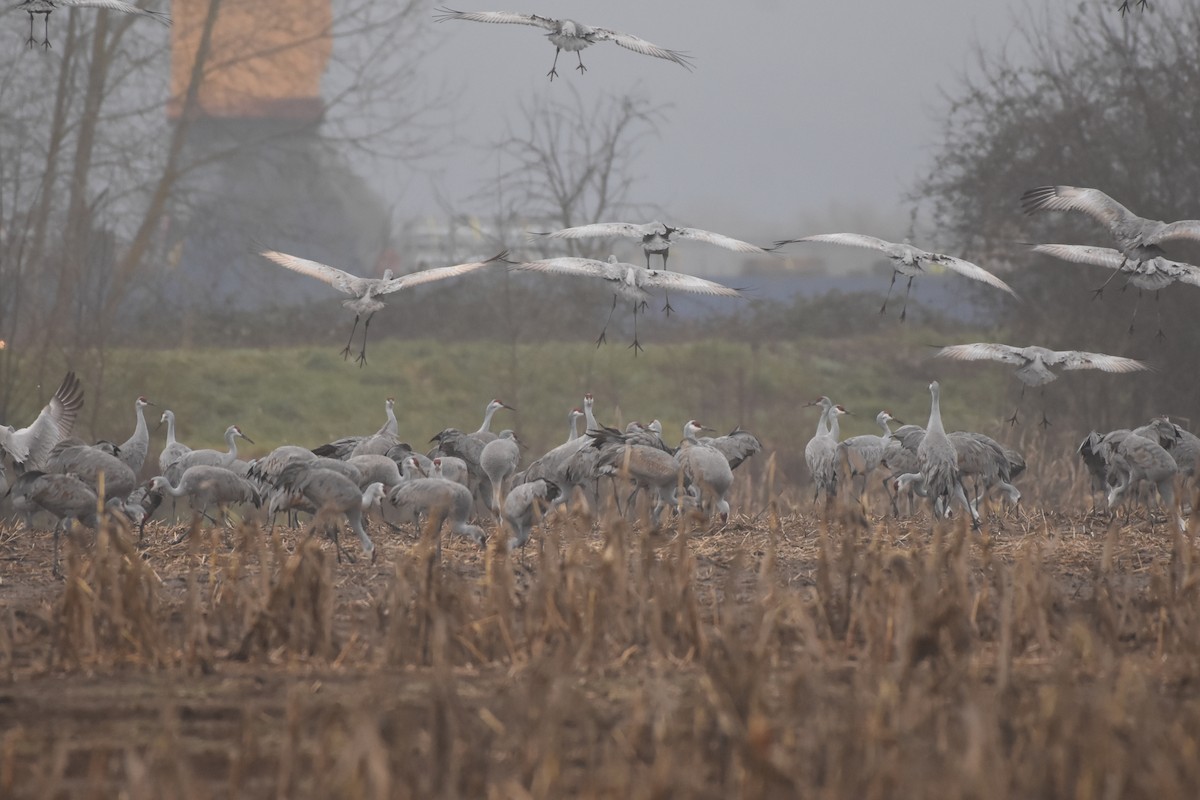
[433,8,694,79]
[0,371,83,471]
[677,420,734,522]
[917,381,978,527]
[346,454,403,488]
[157,409,191,473]
[1092,430,1183,528]
[837,411,898,494]
[431,456,470,487]
[313,397,400,459]
[117,396,153,476]
[699,426,762,471]
[45,439,137,501]
[8,470,98,575]
[1021,185,1200,265]
[384,477,486,551]
[588,426,681,522]
[804,397,848,504]
[467,398,515,445]
[150,466,260,524]
[503,479,560,550]
[273,463,382,561]
[480,430,521,515]
[165,425,252,485]
[934,343,1151,386]
[533,221,765,271]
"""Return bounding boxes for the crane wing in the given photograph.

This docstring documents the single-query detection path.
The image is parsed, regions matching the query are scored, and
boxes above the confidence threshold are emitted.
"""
[530,223,645,241]
[933,343,1029,366]
[59,0,171,23]
[432,8,557,30]
[1031,243,1127,270]
[1020,185,1136,231]
[1048,351,1152,374]
[641,269,743,297]
[673,226,767,253]
[382,251,505,293]
[7,372,84,469]
[1149,219,1200,246]
[772,232,896,253]
[508,256,625,282]
[934,255,1017,296]
[589,27,694,69]
[260,250,361,295]
[1160,260,1200,288]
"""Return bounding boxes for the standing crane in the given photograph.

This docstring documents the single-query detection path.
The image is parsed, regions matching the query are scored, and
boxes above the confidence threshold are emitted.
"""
[157,409,191,473]
[917,381,978,528]
[433,8,693,79]
[164,425,253,484]
[837,410,901,497]
[0,371,83,472]
[313,397,401,459]
[804,397,849,506]
[480,431,521,519]
[8,471,98,576]
[677,420,734,523]
[45,440,137,502]
[117,396,155,476]
[467,398,515,445]
[259,249,504,365]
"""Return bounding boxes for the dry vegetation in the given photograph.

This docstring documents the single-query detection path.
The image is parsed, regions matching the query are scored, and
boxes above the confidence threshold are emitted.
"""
[3,463,1200,798]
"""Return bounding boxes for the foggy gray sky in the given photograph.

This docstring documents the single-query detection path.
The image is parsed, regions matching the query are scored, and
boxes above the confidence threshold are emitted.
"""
[391,0,1050,253]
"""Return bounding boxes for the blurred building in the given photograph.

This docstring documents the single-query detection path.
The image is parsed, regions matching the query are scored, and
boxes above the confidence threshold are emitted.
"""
[163,0,390,312]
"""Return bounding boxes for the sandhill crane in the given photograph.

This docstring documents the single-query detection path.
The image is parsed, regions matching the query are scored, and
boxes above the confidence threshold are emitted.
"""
[508,254,744,353]
[0,463,7,500]
[934,343,1151,426]
[433,8,693,79]
[698,427,762,471]
[13,0,170,50]
[837,410,900,496]
[274,462,382,562]
[313,397,400,459]
[480,430,521,518]
[158,409,191,473]
[431,456,470,487]
[1021,185,1200,269]
[531,221,765,312]
[518,408,589,487]
[771,234,1016,320]
[1031,243,1200,337]
[165,425,252,484]
[948,431,1022,513]
[383,478,486,554]
[918,381,978,527]
[0,371,83,471]
[1093,431,1183,529]
[260,249,504,365]
[117,396,154,476]
[503,479,560,550]
[429,427,491,509]
[45,440,137,502]
[467,398,514,445]
[346,454,403,488]
[677,420,734,523]
[804,398,849,506]
[8,471,98,575]
[310,457,365,486]
[588,427,682,523]
[150,466,261,536]
[882,425,932,516]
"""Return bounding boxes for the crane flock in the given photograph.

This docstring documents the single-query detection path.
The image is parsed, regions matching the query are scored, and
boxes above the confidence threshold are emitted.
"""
[1,2,1192,574]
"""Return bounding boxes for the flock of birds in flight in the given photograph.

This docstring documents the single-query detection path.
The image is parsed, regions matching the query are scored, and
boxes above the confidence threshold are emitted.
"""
[3,1,1193,569]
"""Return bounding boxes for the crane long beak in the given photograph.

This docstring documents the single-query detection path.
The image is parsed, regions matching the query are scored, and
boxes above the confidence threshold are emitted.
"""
[241,434,255,444]
[503,403,516,411]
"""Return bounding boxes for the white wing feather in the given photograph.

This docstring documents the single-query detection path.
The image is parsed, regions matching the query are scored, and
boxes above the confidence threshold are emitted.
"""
[432,8,557,30]
[1031,243,1128,270]
[672,226,766,253]
[589,27,694,69]
[533,223,645,241]
[260,250,362,295]
[1047,351,1152,373]
[934,343,1029,366]
[640,269,743,297]
[778,233,897,253]
[381,253,503,293]
[59,0,170,23]
[935,255,1017,296]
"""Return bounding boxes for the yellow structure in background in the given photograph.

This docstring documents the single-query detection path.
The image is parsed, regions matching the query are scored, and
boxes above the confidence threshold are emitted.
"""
[169,0,332,120]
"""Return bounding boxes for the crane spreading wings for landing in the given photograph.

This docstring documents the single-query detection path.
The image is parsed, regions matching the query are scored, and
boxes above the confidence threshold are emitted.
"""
[0,371,84,469]
[260,250,505,298]
[1031,243,1200,286]
[510,256,744,298]
[534,221,766,254]
[934,343,1151,381]
[1021,186,1200,251]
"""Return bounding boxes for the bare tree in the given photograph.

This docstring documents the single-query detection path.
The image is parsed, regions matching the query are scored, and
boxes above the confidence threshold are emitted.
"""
[0,0,441,421]
[912,1,1200,428]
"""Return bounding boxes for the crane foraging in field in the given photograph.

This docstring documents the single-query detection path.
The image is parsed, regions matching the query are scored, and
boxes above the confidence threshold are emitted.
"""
[433,8,694,80]
[837,410,901,497]
[933,343,1151,427]
[0,371,83,472]
[7,471,99,576]
[507,254,744,353]
[150,466,261,539]
[1089,430,1183,530]
[272,462,384,563]
[502,479,560,550]
[382,477,487,556]
[260,249,504,365]
[588,426,682,523]
[770,234,1016,320]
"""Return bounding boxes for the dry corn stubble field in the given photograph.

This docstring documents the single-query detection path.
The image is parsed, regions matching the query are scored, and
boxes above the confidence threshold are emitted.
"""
[3,463,1200,799]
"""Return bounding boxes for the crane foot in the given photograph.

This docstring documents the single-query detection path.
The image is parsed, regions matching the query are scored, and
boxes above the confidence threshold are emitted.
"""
[1039,413,1052,428]
[1155,328,1167,342]
[41,38,51,50]
[1007,411,1020,427]
[1091,287,1106,300]
[546,67,558,81]
[595,330,607,347]
[340,345,354,360]
[627,338,644,356]
[355,349,368,367]
[662,300,675,316]
[25,36,36,48]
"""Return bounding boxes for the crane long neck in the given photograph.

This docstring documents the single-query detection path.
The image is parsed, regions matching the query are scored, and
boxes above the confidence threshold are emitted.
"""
[384,405,398,436]
[584,403,597,432]
[828,412,842,441]
[165,414,177,446]
[927,390,945,435]
[568,415,579,442]
[225,430,240,459]
[815,407,830,438]
[477,405,498,434]
[133,405,148,441]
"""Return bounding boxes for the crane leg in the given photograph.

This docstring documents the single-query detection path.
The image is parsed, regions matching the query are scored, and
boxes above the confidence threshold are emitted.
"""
[1091,263,1124,299]
[596,294,617,347]
[879,271,898,315]
[1007,384,1026,426]
[355,313,375,367]
[341,315,361,360]
[575,51,587,74]
[26,13,35,48]
[899,277,915,321]
[628,302,644,355]
[1038,386,1051,428]
[42,13,51,49]
[1127,289,1142,336]
[659,252,675,315]
[1155,290,1166,341]
[547,47,562,80]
